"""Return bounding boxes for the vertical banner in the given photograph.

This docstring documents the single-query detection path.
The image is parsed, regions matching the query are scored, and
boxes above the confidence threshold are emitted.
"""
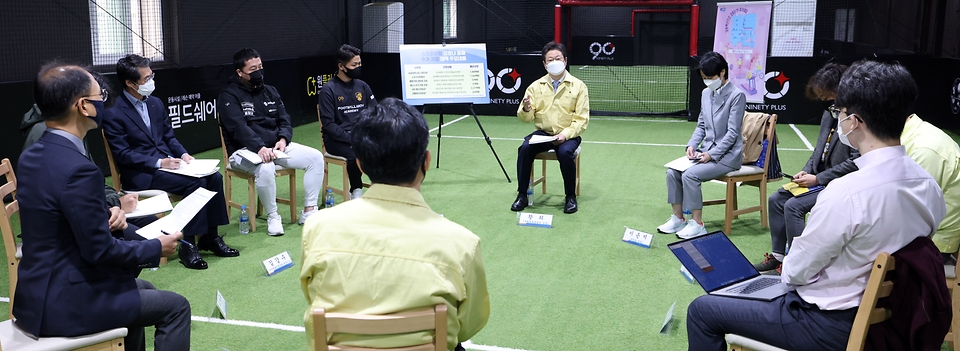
[714,1,772,103]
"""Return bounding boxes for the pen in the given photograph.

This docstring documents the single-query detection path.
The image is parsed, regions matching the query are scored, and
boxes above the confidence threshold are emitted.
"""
[780,172,794,180]
[160,230,192,246]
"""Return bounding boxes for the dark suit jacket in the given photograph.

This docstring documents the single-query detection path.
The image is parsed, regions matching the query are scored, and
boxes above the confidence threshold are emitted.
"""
[102,94,188,190]
[14,131,161,338]
[689,83,746,169]
[802,110,859,185]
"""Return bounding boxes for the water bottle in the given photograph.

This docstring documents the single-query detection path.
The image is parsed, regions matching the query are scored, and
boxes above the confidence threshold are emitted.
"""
[527,180,534,206]
[239,205,250,234]
[324,189,336,208]
[683,209,692,215]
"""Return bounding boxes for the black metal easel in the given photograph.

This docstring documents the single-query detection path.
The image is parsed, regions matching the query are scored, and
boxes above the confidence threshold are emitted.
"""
[432,103,511,183]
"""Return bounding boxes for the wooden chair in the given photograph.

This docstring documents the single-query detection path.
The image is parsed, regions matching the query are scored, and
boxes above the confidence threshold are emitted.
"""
[943,255,960,349]
[0,159,21,319]
[100,130,182,203]
[219,126,298,231]
[312,304,447,351]
[316,105,369,202]
[703,113,778,235]
[726,252,896,351]
[529,146,581,198]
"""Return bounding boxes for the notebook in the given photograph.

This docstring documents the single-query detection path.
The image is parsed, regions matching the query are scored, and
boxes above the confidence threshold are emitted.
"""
[668,231,792,301]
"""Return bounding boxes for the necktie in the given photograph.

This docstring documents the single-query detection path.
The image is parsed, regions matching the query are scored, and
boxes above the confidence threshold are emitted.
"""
[553,80,560,92]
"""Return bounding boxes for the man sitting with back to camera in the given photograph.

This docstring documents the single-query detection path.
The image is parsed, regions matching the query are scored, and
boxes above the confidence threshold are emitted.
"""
[301,98,489,351]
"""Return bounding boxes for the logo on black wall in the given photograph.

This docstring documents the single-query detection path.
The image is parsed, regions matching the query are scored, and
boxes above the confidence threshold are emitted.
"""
[764,71,790,100]
[487,68,522,94]
[951,78,960,115]
[589,42,616,60]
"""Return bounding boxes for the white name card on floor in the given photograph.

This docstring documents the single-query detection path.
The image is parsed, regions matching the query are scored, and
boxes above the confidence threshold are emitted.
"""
[518,212,553,228]
[214,290,228,319]
[660,301,677,334]
[262,251,294,276]
[622,227,654,248]
[680,264,696,284]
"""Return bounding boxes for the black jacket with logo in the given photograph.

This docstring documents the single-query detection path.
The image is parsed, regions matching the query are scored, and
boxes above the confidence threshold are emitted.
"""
[218,75,293,155]
[318,75,377,143]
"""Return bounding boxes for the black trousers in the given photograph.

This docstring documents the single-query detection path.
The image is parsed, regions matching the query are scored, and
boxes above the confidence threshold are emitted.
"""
[516,130,581,196]
[148,171,229,238]
[323,137,364,191]
[126,279,191,351]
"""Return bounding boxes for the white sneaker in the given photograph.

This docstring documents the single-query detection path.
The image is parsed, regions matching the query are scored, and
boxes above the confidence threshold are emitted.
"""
[657,214,687,234]
[298,208,317,225]
[676,220,708,239]
[350,188,363,200]
[267,212,284,236]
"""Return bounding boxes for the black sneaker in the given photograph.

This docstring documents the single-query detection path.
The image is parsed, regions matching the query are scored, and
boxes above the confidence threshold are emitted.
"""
[753,253,782,273]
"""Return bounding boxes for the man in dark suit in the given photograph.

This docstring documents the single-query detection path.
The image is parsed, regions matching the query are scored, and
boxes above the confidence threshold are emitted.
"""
[103,54,238,270]
[753,63,860,273]
[16,63,189,351]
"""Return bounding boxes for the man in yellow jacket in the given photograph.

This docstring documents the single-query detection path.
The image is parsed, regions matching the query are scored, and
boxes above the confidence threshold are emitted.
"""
[513,41,589,214]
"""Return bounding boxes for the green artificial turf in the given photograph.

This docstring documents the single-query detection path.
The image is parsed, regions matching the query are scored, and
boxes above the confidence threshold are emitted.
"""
[2,115,956,350]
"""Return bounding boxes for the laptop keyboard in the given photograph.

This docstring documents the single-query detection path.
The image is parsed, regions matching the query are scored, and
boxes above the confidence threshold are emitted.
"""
[729,277,780,294]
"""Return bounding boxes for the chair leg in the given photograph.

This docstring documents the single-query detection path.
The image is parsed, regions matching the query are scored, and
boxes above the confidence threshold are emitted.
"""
[541,159,547,195]
[247,178,257,232]
[342,162,350,202]
[224,174,233,215]
[575,154,580,197]
[322,159,330,196]
[759,179,769,229]
[725,181,736,234]
[289,172,298,223]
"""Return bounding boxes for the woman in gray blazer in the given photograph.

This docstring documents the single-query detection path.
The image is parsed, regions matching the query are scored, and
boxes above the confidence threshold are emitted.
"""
[659,51,746,239]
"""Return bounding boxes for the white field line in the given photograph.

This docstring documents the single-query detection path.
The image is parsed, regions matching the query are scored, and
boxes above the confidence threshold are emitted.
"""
[429,135,813,151]
[188,316,532,351]
[429,115,471,133]
[789,124,814,150]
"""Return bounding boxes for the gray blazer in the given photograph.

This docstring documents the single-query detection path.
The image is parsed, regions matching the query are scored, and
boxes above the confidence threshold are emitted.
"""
[688,82,747,169]
[802,110,859,185]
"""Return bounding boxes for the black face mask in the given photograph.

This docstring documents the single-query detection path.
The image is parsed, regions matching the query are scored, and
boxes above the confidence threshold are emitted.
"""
[247,70,264,85]
[820,99,835,111]
[344,66,362,79]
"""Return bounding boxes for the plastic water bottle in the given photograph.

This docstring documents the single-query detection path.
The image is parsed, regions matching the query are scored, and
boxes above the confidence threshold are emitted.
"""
[324,189,336,208]
[239,205,250,234]
[527,181,534,206]
[683,209,692,215]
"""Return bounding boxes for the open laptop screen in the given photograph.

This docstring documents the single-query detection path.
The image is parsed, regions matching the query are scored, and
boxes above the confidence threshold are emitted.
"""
[668,231,760,292]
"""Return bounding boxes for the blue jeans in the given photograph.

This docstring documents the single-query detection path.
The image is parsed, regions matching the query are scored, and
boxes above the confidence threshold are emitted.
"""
[686,291,856,351]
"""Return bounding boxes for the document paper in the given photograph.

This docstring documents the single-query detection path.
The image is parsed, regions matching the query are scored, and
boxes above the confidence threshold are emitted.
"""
[158,159,220,178]
[664,156,698,172]
[136,188,216,239]
[234,149,290,164]
[528,135,559,145]
[125,194,174,218]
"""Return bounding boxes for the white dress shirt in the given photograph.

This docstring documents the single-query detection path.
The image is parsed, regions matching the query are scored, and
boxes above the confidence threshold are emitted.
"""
[782,145,945,310]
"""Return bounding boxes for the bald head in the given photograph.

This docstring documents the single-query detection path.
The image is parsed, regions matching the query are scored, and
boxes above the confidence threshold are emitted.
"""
[34,63,95,121]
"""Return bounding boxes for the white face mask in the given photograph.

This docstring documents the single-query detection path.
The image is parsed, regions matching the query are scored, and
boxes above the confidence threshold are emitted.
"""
[546,61,566,76]
[703,78,722,92]
[137,78,156,97]
[837,115,858,150]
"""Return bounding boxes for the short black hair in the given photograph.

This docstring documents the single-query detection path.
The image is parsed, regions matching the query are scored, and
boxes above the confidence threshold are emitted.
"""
[34,62,94,121]
[835,60,918,141]
[698,51,729,79]
[336,44,361,64]
[350,98,429,185]
[116,54,151,85]
[233,48,260,70]
[805,63,848,100]
[87,68,115,108]
[541,41,567,61]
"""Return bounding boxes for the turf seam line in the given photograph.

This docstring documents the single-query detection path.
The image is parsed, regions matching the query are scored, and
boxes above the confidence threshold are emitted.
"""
[428,135,816,152]
[789,124,814,150]
[429,115,471,133]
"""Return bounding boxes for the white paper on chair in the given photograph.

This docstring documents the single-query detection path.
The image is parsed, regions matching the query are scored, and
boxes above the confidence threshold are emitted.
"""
[158,159,220,178]
[528,135,558,145]
[126,194,174,218]
[136,188,215,239]
[234,149,291,164]
[664,156,697,172]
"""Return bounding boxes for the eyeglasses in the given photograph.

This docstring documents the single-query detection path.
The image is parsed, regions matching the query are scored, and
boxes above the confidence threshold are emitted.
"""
[83,88,109,103]
[828,105,841,119]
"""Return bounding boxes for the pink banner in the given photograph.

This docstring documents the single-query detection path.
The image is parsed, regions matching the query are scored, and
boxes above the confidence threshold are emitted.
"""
[714,2,772,103]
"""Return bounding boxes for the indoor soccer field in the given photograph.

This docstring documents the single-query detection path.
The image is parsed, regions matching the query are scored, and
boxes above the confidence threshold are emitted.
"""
[12,112,939,350]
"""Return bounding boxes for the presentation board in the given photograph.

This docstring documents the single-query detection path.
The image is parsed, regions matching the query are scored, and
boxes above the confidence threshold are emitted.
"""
[399,43,490,105]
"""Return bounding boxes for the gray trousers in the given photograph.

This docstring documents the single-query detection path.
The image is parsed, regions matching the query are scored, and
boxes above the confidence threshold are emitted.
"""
[126,279,191,351]
[228,142,324,214]
[666,162,737,210]
[768,188,820,255]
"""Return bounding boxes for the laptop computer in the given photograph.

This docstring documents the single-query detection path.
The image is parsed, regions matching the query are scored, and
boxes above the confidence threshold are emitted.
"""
[668,231,792,301]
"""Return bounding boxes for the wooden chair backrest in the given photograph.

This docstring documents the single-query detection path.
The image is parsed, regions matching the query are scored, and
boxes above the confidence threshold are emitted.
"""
[312,304,447,351]
[101,130,123,191]
[0,159,19,267]
[218,126,230,166]
[847,252,895,351]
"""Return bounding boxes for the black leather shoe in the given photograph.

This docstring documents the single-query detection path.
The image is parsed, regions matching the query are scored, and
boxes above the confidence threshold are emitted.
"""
[198,235,240,257]
[178,242,208,270]
[511,193,528,211]
[563,196,578,214]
